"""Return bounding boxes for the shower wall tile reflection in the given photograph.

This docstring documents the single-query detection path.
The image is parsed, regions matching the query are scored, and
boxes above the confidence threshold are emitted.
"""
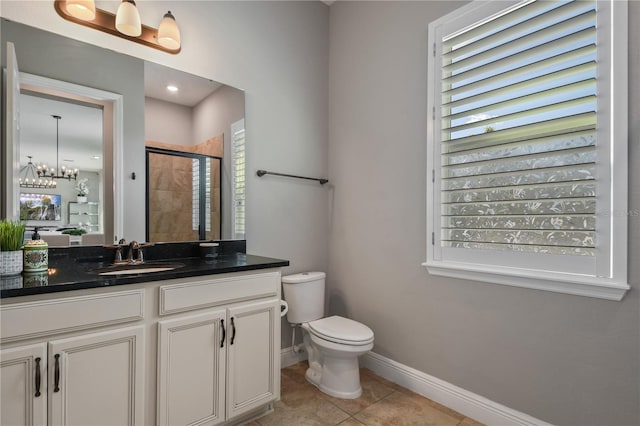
[148,153,221,242]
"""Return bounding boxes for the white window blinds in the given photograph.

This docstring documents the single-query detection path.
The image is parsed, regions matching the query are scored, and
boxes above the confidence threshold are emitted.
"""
[426,0,629,300]
[441,0,597,256]
[231,119,246,239]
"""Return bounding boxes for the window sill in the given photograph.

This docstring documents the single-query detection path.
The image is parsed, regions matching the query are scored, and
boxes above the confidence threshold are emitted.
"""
[422,261,630,301]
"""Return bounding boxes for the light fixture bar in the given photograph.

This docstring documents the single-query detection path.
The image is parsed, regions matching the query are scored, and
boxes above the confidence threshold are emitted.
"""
[53,0,181,54]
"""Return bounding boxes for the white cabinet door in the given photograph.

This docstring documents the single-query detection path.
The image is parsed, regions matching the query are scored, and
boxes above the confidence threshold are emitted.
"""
[226,299,280,419]
[48,326,145,426]
[1,343,47,426]
[157,309,227,426]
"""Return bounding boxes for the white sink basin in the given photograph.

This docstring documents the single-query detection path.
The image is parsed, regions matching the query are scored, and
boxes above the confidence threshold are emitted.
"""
[93,262,184,276]
[98,266,177,276]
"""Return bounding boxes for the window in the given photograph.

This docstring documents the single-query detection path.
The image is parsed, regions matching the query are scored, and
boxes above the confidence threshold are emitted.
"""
[231,119,246,239]
[192,158,212,233]
[425,0,629,300]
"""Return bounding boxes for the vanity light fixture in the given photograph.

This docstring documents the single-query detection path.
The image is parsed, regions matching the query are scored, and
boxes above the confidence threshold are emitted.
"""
[65,0,96,20]
[18,156,57,189]
[37,115,79,183]
[115,0,142,37]
[53,0,182,54]
[157,11,181,50]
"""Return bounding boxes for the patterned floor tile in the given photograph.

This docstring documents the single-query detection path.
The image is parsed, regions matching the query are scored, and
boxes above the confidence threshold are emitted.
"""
[250,362,483,426]
[319,369,396,415]
[337,418,367,425]
[353,391,461,426]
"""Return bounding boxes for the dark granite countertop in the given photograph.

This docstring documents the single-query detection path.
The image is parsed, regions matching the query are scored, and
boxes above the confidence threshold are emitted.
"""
[0,241,289,299]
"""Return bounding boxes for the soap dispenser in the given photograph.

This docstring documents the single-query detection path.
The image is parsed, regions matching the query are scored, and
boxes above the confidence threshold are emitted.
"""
[23,229,48,273]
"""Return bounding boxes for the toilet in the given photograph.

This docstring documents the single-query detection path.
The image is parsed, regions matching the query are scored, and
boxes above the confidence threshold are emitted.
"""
[282,272,374,399]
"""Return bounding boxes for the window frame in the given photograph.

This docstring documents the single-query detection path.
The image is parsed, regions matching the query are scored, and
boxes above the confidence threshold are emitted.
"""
[425,0,629,300]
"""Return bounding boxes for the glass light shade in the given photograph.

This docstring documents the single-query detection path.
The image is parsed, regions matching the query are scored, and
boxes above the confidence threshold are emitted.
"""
[157,11,181,50]
[115,0,142,37]
[65,0,96,21]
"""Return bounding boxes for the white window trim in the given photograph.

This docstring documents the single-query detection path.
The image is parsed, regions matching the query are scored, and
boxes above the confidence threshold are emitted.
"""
[424,0,629,301]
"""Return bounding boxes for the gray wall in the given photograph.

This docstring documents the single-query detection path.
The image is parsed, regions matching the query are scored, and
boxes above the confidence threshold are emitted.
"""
[144,97,193,145]
[327,2,639,425]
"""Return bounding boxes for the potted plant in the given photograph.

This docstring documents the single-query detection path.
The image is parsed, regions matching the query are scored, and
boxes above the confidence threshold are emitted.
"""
[0,220,26,276]
[62,228,87,236]
[76,178,89,203]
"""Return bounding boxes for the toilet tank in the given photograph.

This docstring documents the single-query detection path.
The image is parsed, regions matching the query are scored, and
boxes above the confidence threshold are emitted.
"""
[281,272,326,324]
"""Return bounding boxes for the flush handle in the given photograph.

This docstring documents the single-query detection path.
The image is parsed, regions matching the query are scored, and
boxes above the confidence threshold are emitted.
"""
[34,357,41,397]
[280,300,289,317]
[230,317,236,345]
[220,319,226,348]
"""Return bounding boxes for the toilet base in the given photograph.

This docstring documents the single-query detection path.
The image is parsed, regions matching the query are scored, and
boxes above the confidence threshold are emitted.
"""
[298,321,373,400]
[304,353,363,399]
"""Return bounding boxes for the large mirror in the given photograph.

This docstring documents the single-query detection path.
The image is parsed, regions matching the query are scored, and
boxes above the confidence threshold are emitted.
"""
[1,19,246,245]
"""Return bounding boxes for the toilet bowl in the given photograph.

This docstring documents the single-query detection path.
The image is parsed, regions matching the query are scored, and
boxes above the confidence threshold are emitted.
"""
[281,272,375,399]
[301,316,374,399]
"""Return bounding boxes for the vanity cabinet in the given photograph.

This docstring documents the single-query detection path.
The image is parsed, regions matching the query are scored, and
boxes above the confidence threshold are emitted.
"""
[1,269,283,426]
[0,343,47,426]
[0,326,144,426]
[47,326,145,426]
[157,310,227,425]
[157,273,281,426]
[0,289,146,426]
[225,299,280,419]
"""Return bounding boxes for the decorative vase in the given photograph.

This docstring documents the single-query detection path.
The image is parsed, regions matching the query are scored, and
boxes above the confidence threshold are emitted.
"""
[77,195,87,203]
[0,250,23,276]
[23,240,48,272]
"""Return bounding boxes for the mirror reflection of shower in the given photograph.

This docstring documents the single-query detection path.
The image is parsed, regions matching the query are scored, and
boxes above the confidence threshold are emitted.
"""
[146,148,221,242]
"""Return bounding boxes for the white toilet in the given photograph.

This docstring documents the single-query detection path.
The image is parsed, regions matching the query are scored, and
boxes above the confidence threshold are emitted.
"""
[282,272,374,399]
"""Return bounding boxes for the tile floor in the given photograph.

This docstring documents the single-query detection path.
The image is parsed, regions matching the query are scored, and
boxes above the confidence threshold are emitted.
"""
[247,362,484,426]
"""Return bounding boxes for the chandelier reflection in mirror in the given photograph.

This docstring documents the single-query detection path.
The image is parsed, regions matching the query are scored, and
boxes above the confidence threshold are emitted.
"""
[54,0,181,54]
[37,115,79,184]
[18,156,57,189]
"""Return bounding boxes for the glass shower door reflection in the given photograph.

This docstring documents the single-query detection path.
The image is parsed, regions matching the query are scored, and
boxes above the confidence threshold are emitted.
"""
[146,150,221,242]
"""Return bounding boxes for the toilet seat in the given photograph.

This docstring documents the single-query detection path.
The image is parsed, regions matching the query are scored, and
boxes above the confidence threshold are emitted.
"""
[307,316,374,346]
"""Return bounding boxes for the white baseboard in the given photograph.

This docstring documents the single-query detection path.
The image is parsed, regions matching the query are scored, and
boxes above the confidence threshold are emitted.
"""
[281,345,307,368]
[361,352,551,426]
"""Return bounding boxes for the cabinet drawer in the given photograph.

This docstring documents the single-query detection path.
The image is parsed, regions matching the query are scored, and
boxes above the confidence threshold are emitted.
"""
[0,289,145,343]
[159,272,280,315]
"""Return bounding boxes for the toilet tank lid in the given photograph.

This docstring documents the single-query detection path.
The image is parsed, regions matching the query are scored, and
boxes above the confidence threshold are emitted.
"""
[282,271,326,284]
